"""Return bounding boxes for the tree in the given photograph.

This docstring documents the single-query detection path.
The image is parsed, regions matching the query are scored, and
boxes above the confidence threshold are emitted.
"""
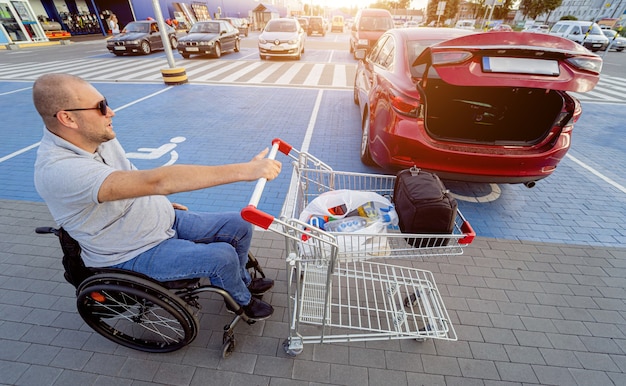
[369,0,412,11]
[519,0,562,20]
[426,0,462,25]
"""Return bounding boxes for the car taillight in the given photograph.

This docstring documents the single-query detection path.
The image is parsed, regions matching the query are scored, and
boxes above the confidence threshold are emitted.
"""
[432,51,473,65]
[390,89,419,117]
[565,56,603,74]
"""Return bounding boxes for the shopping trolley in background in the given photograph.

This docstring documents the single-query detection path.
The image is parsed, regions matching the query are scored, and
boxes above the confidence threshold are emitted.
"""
[242,139,475,356]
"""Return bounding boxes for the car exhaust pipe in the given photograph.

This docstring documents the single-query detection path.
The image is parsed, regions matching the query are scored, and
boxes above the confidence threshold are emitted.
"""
[523,181,536,188]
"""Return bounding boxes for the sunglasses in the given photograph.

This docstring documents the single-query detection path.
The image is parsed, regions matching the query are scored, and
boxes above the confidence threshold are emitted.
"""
[53,99,108,118]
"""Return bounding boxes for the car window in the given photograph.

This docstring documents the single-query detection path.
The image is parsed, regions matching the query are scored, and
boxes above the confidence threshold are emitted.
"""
[376,37,395,68]
[124,23,148,33]
[359,16,393,31]
[150,23,158,33]
[571,26,580,35]
[191,23,219,33]
[368,36,388,63]
[266,20,296,32]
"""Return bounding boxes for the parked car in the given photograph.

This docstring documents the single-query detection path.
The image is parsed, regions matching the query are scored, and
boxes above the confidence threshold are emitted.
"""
[219,17,249,37]
[489,24,513,32]
[454,19,476,30]
[106,20,177,56]
[549,20,609,52]
[522,24,550,33]
[602,29,625,51]
[297,17,309,32]
[258,18,306,60]
[177,20,240,58]
[331,15,344,32]
[353,28,602,186]
[308,16,326,36]
[349,8,394,58]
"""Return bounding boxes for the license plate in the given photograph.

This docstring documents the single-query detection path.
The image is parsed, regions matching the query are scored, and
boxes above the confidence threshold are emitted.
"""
[186,47,199,52]
[270,46,284,51]
[114,46,126,51]
[482,57,559,76]
[313,30,319,33]
[592,43,601,47]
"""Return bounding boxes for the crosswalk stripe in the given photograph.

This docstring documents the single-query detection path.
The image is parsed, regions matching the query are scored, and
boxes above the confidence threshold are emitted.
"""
[303,64,325,86]
[0,58,623,99]
[195,61,248,81]
[276,63,305,84]
[333,64,347,87]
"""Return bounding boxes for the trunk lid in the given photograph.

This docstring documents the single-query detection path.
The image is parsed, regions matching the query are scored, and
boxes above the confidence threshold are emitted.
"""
[413,31,601,93]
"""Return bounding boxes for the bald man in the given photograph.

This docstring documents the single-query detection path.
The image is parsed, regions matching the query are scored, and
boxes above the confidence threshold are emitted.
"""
[33,73,280,320]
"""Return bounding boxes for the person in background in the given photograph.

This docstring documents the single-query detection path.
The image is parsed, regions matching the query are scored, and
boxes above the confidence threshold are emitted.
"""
[108,14,119,34]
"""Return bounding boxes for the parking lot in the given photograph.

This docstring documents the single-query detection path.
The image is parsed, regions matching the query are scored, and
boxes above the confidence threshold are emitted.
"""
[1,32,626,385]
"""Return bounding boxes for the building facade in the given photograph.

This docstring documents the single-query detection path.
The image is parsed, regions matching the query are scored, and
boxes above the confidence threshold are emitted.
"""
[2,0,303,45]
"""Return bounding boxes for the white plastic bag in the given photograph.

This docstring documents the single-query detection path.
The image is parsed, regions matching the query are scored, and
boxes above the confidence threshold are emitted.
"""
[299,190,393,225]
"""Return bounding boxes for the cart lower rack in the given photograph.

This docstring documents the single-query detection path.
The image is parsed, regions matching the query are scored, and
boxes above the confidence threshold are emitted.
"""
[242,139,475,356]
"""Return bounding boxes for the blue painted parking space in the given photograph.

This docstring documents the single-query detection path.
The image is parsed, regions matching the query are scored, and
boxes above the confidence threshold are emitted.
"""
[1,80,624,246]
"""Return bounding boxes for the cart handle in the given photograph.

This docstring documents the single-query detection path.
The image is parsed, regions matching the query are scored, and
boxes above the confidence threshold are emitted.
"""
[241,139,292,229]
[458,220,476,245]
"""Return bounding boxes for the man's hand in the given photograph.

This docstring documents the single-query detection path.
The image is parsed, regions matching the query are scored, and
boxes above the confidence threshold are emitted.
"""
[250,148,282,181]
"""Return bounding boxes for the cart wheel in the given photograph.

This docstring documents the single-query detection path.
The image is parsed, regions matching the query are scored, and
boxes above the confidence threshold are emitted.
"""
[222,330,236,358]
[222,337,236,358]
[282,338,303,356]
[404,292,420,308]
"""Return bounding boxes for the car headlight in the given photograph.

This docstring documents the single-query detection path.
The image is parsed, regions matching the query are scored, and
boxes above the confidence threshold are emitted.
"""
[288,39,298,44]
[259,38,267,44]
[128,40,139,45]
[200,41,213,46]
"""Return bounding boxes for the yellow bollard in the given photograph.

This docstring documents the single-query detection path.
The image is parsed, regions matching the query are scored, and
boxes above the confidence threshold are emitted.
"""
[161,67,188,85]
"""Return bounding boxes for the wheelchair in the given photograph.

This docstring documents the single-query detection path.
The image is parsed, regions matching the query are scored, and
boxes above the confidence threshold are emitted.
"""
[35,226,268,358]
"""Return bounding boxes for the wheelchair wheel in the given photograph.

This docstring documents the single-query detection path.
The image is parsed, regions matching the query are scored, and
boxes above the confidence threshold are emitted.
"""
[76,273,198,353]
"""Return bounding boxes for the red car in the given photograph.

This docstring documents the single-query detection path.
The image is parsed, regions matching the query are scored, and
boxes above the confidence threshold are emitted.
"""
[353,28,602,187]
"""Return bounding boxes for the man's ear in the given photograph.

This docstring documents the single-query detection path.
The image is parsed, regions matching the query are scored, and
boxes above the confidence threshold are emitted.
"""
[55,111,79,129]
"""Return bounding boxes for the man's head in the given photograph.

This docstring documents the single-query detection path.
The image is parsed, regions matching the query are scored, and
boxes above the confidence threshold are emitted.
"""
[33,73,115,152]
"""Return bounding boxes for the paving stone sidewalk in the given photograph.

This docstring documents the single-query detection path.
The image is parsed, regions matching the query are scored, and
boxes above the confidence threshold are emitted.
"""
[1,199,626,386]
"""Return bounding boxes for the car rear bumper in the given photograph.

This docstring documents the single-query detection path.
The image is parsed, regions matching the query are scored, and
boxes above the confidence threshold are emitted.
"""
[370,118,570,184]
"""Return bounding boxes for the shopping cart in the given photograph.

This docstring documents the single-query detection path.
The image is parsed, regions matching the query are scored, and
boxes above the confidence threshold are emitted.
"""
[242,139,475,356]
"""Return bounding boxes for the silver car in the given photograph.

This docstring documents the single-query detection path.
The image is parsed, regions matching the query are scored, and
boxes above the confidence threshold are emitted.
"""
[258,18,305,60]
[603,29,625,52]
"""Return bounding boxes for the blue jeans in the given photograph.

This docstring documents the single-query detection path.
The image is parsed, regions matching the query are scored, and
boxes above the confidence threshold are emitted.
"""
[112,210,253,305]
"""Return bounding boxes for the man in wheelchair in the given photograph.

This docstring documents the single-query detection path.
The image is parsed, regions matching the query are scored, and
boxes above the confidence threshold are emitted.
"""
[32,73,281,320]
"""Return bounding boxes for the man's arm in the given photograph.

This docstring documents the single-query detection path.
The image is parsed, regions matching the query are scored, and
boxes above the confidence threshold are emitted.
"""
[97,149,281,203]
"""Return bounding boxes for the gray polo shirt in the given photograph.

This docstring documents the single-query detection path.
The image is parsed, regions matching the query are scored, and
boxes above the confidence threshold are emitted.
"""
[34,128,175,267]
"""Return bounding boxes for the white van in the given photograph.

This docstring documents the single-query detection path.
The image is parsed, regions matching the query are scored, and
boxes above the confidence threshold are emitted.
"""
[549,20,609,52]
[455,20,475,30]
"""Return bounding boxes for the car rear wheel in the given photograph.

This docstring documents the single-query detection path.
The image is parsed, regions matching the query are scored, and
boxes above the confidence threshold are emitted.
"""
[140,41,151,55]
[234,39,240,52]
[169,36,177,49]
[214,43,221,58]
[360,110,375,166]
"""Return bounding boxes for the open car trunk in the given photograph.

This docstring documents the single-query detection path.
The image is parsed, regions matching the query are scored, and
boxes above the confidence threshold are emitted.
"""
[423,82,566,145]
[412,32,601,146]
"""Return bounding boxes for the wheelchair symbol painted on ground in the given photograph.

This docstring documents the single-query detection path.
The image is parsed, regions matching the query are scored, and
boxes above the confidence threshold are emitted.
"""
[125,137,186,166]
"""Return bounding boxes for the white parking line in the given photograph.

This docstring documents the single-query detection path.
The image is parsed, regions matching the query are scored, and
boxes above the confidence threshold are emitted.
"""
[0,87,174,164]
[566,154,626,194]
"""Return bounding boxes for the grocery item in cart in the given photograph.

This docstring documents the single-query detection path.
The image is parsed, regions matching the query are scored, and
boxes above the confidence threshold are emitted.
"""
[393,167,457,247]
